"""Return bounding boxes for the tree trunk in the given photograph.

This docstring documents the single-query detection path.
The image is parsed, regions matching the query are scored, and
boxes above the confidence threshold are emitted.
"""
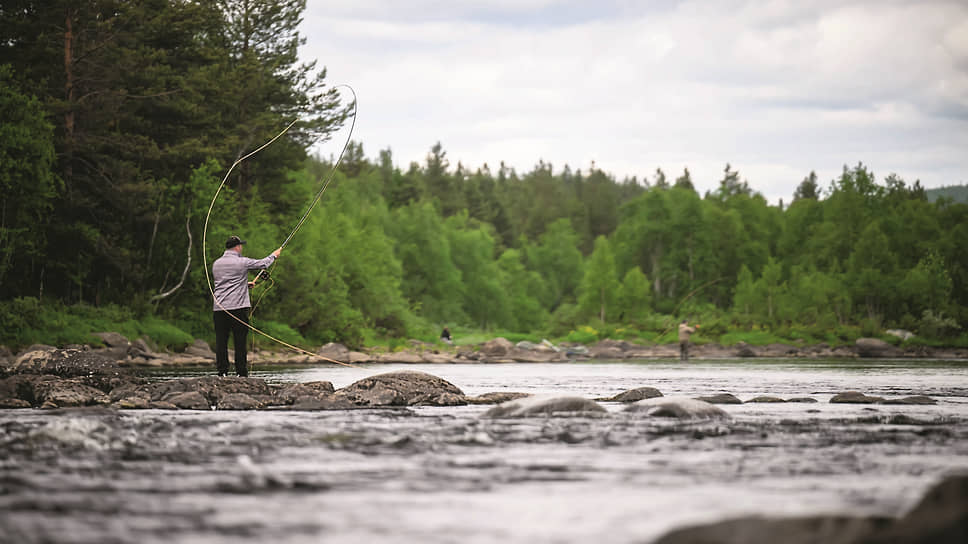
[64,8,75,186]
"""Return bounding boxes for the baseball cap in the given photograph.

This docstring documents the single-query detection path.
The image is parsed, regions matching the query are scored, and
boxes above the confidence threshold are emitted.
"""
[225,235,246,249]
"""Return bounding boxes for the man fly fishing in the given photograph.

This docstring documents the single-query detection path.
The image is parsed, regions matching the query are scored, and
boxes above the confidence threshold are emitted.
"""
[212,235,282,376]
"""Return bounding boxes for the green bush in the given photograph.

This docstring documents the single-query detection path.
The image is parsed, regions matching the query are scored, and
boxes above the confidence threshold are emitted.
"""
[564,325,598,344]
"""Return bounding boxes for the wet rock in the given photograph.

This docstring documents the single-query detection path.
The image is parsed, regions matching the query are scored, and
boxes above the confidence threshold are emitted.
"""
[145,376,271,405]
[482,395,606,418]
[696,393,743,404]
[115,394,150,409]
[303,380,335,394]
[831,391,886,404]
[653,474,968,544]
[183,339,216,360]
[33,378,111,408]
[654,515,889,544]
[217,393,263,410]
[21,343,56,354]
[600,386,664,402]
[337,370,466,407]
[6,349,128,387]
[856,473,968,543]
[0,374,38,405]
[626,396,729,419]
[480,338,514,357]
[747,395,786,403]
[162,391,210,410]
[290,394,356,411]
[274,383,317,405]
[855,338,903,358]
[880,395,937,405]
[464,392,532,405]
[786,397,819,403]
[0,397,31,408]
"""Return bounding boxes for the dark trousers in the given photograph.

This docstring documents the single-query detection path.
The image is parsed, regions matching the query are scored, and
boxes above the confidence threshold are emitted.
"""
[679,340,689,362]
[214,308,250,376]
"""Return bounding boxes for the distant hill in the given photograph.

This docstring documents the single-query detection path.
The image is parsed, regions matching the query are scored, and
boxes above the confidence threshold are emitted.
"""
[926,185,968,203]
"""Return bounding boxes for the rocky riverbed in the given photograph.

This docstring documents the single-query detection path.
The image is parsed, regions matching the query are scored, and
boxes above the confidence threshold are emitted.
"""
[1,349,967,543]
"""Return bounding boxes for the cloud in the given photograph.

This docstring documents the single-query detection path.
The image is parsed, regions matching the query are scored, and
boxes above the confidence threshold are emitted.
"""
[301,0,968,204]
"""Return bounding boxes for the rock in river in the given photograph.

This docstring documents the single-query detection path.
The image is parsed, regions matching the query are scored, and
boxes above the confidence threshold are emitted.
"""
[336,370,466,407]
[626,396,729,419]
[483,395,607,417]
[599,386,663,402]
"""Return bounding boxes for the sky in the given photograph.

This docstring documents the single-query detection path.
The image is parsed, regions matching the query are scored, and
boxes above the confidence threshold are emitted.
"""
[299,0,968,204]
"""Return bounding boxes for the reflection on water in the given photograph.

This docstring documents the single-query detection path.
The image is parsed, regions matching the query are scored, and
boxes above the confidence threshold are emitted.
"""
[2,360,967,543]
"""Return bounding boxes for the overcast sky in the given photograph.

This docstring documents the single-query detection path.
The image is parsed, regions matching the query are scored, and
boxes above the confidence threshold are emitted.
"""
[299,0,968,204]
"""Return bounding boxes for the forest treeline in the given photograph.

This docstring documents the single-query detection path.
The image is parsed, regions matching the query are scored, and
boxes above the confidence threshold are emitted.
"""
[1,1,966,349]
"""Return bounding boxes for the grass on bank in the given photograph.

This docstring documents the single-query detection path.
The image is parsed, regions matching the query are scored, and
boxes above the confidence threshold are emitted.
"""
[2,297,966,353]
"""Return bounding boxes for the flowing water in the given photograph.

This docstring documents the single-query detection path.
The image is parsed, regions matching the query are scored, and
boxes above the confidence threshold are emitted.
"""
[2,359,967,543]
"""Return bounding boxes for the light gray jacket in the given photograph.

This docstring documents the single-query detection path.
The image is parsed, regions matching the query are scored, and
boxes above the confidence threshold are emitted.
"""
[212,250,276,311]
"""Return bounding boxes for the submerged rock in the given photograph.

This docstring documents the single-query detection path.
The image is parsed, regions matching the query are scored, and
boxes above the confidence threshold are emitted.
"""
[337,370,466,407]
[464,392,532,405]
[626,396,729,419]
[654,473,968,544]
[746,395,786,403]
[482,395,607,417]
[654,514,888,544]
[695,393,743,404]
[880,395,937,405]
[831,391,886,404]
[600,386,664,402]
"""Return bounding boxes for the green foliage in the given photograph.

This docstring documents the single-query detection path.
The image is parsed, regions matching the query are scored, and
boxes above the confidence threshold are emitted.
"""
[1,4,966,349]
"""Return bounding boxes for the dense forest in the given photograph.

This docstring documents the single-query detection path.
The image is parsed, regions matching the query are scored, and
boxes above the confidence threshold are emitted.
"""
[2,0,966,350]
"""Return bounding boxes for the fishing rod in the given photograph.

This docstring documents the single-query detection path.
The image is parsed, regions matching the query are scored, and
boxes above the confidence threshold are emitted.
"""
[248,85,358,332]
[203,85,360,369]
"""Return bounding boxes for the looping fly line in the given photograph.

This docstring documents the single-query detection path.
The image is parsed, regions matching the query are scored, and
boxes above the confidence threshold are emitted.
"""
[202,85,360,368]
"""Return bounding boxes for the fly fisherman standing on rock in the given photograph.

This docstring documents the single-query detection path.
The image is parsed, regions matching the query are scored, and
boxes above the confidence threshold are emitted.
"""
[212,235,282,377]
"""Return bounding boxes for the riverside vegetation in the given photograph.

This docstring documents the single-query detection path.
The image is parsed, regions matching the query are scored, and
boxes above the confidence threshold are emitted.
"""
[1,1,966,354]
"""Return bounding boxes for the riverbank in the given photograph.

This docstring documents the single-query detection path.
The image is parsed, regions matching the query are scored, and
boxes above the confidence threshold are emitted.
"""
[2,333,966,371]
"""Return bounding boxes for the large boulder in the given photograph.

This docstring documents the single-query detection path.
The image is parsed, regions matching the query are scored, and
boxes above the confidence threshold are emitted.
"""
[336,370,466,407]
[626,396,729,419]
[483,395,607,418]
[856,338,903,358]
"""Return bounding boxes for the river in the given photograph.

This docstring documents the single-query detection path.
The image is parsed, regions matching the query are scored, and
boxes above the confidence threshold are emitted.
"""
[2,359,967,543]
